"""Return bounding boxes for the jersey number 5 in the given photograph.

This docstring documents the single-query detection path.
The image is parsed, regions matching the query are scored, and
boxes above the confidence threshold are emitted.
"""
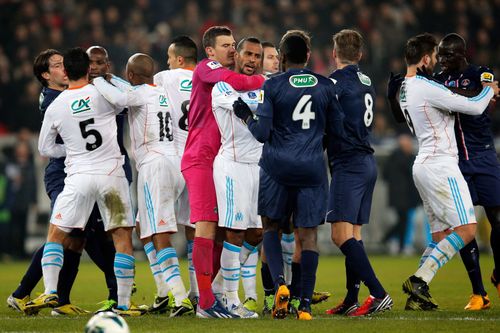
[79,118,103,151]
[293,95,315,129]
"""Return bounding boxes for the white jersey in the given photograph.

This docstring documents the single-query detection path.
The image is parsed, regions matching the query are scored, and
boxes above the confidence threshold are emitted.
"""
[399,75,494,164]
[39,83,124,176]
[211,82,262,163]
[154,68,193,157]
[94,76,177,169]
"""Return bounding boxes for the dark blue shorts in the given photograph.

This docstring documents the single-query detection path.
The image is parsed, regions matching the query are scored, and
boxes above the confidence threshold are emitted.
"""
[44,157,66,210]
[327,154,377,225]
[258,168,327,228]
[459,152,500,207]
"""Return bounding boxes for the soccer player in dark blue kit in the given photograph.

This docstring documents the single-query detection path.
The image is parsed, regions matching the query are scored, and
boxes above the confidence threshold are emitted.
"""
[388,33,499,310]
[325,30,393,317]
[233,30,340,320]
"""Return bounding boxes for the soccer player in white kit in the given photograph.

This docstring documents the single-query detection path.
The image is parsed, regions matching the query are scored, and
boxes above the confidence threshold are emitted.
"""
[398,34,499,310]
[32,48,140,316]
[210,37,264,318]
[154,36,199,309]
[94,53,194,317]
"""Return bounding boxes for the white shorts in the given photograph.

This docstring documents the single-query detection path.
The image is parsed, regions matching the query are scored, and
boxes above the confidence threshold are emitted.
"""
[213,155,262,230]
[413,162,476,233]
[137,156,185,238]
[175,185,193,228]
[51,173,134,231]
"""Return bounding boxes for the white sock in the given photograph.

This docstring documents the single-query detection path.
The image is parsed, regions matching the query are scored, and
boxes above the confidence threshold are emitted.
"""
[42,242,64,295]
[157,247,187,306]
[114,253,135,309]
[186,240,199,297]
[221,241,241,307]
[240,241,258,301]
[416,232,465,283]
[418,241,437,268]
[144,242,168,297]
[281,233,295,285]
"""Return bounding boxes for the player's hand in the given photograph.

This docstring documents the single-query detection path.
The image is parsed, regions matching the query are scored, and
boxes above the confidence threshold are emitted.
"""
[387,72,404,99]
[105,73,113,82]
[416,65,432,79]
[482,81,499,96]
[233,97,253,123]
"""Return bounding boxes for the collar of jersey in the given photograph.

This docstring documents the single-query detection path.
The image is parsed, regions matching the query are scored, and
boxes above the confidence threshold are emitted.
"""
[68,83,89,90]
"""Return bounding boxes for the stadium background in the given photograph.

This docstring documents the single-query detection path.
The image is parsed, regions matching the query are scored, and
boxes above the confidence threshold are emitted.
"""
[0,0,499,259]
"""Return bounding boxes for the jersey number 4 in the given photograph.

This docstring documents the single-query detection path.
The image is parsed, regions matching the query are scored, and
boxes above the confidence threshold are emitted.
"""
[293,95,315,129]
[79,118,102,151]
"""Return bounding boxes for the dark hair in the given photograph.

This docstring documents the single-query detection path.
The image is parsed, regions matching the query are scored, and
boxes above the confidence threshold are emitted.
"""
[261,41,276,49]
[333,29,363,63]
[63,47,89,81]
[33,49,62,87]
[202,26,232,49]
[279,33,309,65]
[236,37,261,52]
[405,33,438,65]
[171,35,198,64]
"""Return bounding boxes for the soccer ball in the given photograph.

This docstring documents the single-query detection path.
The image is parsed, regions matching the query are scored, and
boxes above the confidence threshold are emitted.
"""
[84,312,130,333]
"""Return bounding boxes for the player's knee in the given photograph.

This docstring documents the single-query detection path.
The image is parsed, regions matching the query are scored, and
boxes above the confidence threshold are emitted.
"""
[245,228,263,245]
[454,224,477,245]
[225,229,244,246]
[331,232,345,247]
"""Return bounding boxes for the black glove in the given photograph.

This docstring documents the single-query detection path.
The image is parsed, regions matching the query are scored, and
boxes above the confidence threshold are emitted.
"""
[387,72,404,99]
[233,97,253,123]
[416,65,433,80]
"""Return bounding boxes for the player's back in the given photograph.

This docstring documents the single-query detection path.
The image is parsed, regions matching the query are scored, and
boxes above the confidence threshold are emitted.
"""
[46,84,123,175]
[154,68,193,156]
[328,65,374,158]
[434,64,495,160]
[258,69,332,186]
[127,84,177,168]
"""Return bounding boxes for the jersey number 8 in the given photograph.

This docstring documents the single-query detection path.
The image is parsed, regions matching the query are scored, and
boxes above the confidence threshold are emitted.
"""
[364,93,373,127]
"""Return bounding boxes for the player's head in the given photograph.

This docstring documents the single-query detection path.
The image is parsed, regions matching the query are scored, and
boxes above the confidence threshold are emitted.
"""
[126,53,155,86]
[202,26,236,68]
[438,33,467,74]
[168,35,198,70]
[262,41,279,74]
[63,47,90,82]
[234,37,262,76]
[278,30,311,71]
[33,49,68,89]
[332,29,363,66]
[404,33,438,74]
[86,46,110,80]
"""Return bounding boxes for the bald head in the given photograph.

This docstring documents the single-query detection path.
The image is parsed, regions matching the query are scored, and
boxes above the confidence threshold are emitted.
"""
[126,53,155,85]
[438,33,467,74]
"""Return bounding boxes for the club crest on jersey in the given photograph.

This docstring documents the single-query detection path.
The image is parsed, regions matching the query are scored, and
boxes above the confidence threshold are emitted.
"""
[179,79,192,92]
[357,72,372,86]
[159,94,169,107]
[71,97,91,114]
[247,91,257,99]
[207,61,222,70]
[461,79,470,87]
[289,74,317,88]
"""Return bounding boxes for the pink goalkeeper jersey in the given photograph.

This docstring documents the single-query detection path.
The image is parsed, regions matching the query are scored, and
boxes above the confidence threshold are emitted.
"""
[181,58,265,171]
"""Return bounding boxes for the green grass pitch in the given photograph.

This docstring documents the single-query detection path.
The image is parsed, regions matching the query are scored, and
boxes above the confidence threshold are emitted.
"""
[1,255,499,332]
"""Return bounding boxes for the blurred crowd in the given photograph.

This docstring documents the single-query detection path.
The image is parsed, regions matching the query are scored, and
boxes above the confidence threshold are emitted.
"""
[0,0,498,257]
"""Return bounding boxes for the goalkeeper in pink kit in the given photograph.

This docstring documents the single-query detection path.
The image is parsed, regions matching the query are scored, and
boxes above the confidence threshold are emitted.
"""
[181,26,264,318]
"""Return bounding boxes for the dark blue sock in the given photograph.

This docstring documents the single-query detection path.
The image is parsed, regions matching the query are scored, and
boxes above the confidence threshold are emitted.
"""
[491,227,500,277]
[12,244,44,298]
[263,230,285,289]
[340,238,385,299]
[344,240,362,304]
[290,261,301,298]
[300,250,318,304]
[460,239,486,296]
[261,262,274,296]
[85,237,117,301]
[57,249,81,305]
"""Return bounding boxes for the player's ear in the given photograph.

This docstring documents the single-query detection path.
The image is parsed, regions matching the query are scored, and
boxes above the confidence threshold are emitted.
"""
[205,46,214,58]
[42,71,50,81]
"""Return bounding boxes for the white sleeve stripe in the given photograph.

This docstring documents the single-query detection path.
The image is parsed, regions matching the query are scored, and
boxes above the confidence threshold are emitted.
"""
[416,75,449,91]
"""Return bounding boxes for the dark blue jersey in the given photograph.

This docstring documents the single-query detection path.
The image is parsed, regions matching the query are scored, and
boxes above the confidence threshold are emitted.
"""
[40,87,64,144]
[434,64,495,160]
[327,65,375,159]
[254,68,340,187]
